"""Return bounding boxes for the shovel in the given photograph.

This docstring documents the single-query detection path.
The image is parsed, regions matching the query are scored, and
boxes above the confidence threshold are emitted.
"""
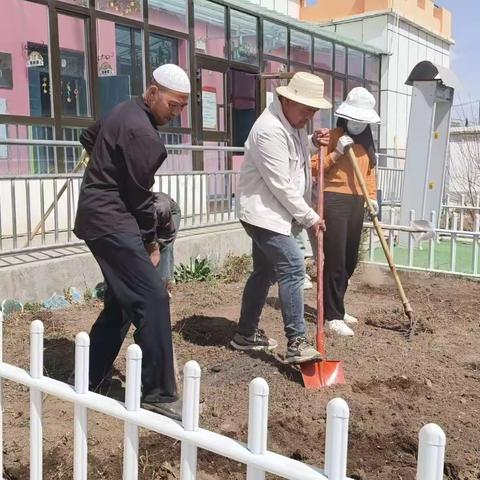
[346,147,417,338]
[300,148,345,389]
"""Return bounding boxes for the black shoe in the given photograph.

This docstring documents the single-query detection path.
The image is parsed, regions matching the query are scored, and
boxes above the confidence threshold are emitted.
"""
[230,328,278,351]
[141,398,183,421]
[286,336,322,364]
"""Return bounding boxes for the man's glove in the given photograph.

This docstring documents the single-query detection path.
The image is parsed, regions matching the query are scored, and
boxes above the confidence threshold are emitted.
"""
[335,135,354,156]
[368,199,379,215]
[154,193,177,248]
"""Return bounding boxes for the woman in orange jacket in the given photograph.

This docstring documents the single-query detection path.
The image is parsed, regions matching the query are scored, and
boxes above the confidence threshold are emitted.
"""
[311,87,381,337]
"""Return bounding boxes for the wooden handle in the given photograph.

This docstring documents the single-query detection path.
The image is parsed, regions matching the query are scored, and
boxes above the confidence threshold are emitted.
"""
[346,147,413,318]
[24,149,90,247]
[316,147,326,355]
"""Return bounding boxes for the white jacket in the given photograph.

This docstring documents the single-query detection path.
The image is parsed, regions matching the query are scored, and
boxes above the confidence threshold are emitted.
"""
[238,94,320,236]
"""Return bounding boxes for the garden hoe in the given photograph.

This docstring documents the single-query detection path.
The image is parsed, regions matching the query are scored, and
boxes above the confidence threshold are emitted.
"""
[346,147,417,339]
[300,148,345,389]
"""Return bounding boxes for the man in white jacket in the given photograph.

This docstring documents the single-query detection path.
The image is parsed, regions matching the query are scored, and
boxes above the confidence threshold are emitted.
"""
[230,72,331,364]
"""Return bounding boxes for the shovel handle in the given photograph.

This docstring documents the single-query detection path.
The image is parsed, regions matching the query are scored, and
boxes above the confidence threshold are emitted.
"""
[316,148,326,355]
[346,147,413,318]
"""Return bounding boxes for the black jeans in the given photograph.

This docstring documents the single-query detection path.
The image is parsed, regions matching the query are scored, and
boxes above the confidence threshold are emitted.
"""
[86,232,176,403]
[323,192,365,321]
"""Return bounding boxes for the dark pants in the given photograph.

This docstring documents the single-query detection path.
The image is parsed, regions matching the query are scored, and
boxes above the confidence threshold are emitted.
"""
[86,232,176,403]
[238,222,306,340]
[323,192,364,321]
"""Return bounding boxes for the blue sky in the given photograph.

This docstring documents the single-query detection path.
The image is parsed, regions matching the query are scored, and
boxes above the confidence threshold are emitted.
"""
[436,0,480,103]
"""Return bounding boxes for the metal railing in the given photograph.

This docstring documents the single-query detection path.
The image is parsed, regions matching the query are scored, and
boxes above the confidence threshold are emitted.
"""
[363,209,480,278]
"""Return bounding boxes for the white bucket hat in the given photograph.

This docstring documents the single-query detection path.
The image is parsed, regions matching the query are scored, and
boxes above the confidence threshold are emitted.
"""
[276,72,332,110]
[335,87,381,124]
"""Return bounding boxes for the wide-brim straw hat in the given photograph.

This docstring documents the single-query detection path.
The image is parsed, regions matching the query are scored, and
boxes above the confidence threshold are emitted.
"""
[276,72,332,110]
[335,86,381,124]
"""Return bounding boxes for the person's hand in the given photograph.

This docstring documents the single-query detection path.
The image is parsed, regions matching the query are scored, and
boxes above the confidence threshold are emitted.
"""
[367,199,379,215]
[308,219,326,238]
[145,242,161,267]
[335,135,354,155]
[312,128,330,148]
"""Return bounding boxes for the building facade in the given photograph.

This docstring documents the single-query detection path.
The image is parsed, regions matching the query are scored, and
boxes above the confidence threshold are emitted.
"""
[0,0,382,174]
[301,0,453,167]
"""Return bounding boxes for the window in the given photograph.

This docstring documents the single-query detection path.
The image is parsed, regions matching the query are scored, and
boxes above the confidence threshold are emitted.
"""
[263,21,287,58]
[194,0,226,58]
[58,15,91,117]
[62,0,88,5]
[290,30,311,65]
[365,54,380,82]
[314,38,333,71]
[348,48,364,78]
[1,1,52,117]
[313,72,332,129]
[96,20,144,117]
[230,10,258,66]
[334,78,345,112]
[148,0,188,34]
[335,45,346,74]
[96,0,142,21]
[149,33,190,128]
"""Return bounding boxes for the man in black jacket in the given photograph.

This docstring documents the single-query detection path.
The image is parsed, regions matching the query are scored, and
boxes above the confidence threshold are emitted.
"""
[74,64,190,421]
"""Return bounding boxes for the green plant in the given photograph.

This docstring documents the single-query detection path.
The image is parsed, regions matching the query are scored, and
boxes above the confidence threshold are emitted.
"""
[174,256,213,283]
[23,302,44,315]
[220,253,252,283]
[83,288,94,301]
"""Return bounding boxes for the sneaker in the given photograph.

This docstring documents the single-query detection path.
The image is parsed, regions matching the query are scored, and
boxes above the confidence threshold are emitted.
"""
[304,273,313,290]
[230,328,278,351]
[141,398,182,422]
[325,320,354,337]
[285,336,322,364]
[343,313,358,325]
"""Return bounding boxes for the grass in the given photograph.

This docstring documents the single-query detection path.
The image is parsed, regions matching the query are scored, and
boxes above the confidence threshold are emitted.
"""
[372,238,479,275]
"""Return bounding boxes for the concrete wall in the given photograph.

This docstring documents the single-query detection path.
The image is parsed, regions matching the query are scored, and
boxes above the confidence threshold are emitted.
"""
[244,0,301,19]
[300,0,452,41]
[0,224,251,304]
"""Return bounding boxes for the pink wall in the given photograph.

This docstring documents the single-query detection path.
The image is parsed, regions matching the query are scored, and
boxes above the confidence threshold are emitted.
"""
[0,0,50,117]
[97,19,117,76]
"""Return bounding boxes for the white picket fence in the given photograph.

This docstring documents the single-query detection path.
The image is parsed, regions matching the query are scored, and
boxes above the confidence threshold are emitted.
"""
[0,314,447,480]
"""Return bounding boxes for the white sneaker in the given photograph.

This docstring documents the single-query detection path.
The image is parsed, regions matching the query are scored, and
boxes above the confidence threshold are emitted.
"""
[343,313,358,325]
[325,320,354,337]
[304,273,313,290]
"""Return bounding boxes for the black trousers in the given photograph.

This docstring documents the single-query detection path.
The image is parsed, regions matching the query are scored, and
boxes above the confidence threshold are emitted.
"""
[323,192,365,321]
[86,232,176,403]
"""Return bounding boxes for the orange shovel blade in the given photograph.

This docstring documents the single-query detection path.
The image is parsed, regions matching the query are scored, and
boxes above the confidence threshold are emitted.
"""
[300,360,345,389]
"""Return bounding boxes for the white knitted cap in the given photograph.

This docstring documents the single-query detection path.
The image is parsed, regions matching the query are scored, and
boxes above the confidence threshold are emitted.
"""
[152,64,191,94]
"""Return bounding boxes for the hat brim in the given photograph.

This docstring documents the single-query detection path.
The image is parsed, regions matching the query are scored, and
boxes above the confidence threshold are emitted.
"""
[276,86,332,110]
[335,103,381,124]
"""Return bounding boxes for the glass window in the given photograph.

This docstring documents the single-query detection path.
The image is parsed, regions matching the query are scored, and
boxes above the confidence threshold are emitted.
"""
[62,0,88,6]
[201,69,225,132]
[347,78,363,92]
[148,0,188,34]
[194,0,226,58]
[263,60,287,109]
[96,0,142,21]
[314,38,333,71]
[149,33,190,128]
[348,48,364,78]
[58,15,91,118]
[365,53,380,82]
[334,78,345,112]
[290,30,311,65]
[289,64,311,73]
[263,21,287,58]
[230,10,258,66]
[0,1,52,117]
[96,20,144,117]
[0,124,55,175]
[313,72,332,129]
[62,126,84,172]
[335,44,346,74]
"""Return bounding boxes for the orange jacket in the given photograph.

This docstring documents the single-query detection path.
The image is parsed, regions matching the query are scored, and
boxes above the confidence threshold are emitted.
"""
[311,128,377,200]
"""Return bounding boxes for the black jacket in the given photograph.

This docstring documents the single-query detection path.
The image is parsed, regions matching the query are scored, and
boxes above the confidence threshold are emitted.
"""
[74,97,167,243]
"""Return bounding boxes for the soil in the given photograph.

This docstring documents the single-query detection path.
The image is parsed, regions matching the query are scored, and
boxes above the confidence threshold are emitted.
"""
[2,265,480,480]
